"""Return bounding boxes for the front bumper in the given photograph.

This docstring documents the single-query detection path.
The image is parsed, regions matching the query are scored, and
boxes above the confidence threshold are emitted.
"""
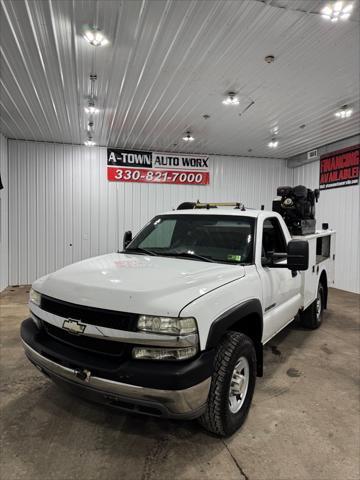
[21,318,213,419]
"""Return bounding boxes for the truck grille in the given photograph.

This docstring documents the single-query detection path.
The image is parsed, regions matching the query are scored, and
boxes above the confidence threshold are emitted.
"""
[40,295,138,331]
[43,322,129,357]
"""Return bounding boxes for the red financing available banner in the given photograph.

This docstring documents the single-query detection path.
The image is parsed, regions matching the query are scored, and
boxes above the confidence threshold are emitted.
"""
[107,148,210,185]
[319,145,359,190]
[319,145,360,190]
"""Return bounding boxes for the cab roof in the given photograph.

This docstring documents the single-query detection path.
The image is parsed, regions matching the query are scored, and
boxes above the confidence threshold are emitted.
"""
[160,208,266,218]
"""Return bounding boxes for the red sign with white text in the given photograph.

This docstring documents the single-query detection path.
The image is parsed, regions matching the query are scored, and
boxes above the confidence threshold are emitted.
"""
[107,166,209,185]
[107,148,210,185]
[319,145,359,190]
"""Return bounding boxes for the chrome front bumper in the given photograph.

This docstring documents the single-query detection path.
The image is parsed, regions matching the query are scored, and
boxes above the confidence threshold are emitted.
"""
[22,341,211,419]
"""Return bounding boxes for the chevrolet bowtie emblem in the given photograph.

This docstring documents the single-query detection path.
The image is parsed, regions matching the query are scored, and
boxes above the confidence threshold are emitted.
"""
[62,319,86,334]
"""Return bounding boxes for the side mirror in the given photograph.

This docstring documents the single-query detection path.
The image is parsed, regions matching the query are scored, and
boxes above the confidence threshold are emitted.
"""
[287,240,309,271]
[261,256,272,267]
[123,231,132,250]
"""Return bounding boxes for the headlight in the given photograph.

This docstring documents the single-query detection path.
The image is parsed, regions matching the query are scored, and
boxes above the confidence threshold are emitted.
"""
[29,288,41,306]
[137,315,197,335]
[132,346,198,361]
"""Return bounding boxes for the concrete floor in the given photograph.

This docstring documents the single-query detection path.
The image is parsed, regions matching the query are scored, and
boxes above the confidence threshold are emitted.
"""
[0,286,359,480]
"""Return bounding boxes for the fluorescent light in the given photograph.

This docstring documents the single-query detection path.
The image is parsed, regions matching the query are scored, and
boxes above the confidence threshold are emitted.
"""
[343,3,353,12]
[222,92,240,105]
[321,2,353,21]
[333,1,343,13]
[182,132,194,141]
[83,27,109,47]
[268,139,279,148]
[84,30,94,42]
[334,106,353,118]
[85,106,99,114]
[222,97,240,105]
[322,6,332,15]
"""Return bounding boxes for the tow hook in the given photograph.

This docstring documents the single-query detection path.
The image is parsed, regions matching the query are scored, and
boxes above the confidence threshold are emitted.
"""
[74,368,91,382]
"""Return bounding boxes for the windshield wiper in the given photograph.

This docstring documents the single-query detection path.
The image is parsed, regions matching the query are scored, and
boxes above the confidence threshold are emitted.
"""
[123,247,157,256]
[161,251,215,263]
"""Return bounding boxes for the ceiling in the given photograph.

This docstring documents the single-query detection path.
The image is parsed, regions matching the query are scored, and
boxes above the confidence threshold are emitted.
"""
[0,0,359,158]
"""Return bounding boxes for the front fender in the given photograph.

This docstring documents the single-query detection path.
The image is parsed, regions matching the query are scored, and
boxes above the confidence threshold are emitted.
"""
[206,298,263,349]
[180,265,263,350]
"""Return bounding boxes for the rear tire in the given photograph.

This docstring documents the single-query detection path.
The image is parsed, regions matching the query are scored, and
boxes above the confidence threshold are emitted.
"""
[300,283,324,329]
[198,332,256,437]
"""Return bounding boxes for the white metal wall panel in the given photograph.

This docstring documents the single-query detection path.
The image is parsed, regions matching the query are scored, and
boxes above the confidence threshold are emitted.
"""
[8,139,290,285]
[293,161,360,294]
[0,132,8,291]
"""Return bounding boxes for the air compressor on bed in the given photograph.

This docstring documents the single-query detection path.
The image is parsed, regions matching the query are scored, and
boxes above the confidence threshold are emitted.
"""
[273,185,320,235]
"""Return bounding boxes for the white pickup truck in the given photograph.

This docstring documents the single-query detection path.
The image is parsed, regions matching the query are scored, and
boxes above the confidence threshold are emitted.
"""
[21,202,335,436]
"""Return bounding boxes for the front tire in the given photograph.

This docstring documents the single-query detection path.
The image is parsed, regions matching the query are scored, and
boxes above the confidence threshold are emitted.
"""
[198,332,256,437]
[300,283,324,329]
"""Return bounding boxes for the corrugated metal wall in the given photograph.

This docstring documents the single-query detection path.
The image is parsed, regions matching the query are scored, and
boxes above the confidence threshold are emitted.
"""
[293,161,360,294]
[0,132,8,291]
[8,139,290,285]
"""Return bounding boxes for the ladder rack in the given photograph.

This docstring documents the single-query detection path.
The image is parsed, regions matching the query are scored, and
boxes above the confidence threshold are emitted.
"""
[177,201,246,210]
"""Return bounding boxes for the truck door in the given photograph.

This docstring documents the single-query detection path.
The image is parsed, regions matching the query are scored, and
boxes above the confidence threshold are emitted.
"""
[257,216,302,343]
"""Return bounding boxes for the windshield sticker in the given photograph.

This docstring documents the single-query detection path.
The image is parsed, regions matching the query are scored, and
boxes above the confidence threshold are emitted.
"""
[227,254,242,262]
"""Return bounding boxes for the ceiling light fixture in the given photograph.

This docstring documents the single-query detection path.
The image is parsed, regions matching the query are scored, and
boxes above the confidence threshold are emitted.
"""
[82,26,109,46]
[264,55,275,64]
[334,105,353,118]
[84,136,96,147]
[321,2,353,22]
[182,131,194,142]
[85,76,99,114]
[268,138,279,148]
[85,105,99,115]
[222,92,240,106]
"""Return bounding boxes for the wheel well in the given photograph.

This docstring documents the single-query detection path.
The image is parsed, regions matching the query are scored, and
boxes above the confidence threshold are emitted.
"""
[319,270,328,309]
[230,313,263,377]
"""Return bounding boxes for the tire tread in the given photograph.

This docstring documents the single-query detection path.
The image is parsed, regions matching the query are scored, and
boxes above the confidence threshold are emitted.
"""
[199,332,255,436]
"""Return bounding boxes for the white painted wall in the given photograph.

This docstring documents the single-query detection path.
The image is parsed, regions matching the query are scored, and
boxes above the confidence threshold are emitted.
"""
[0,133,9,291]
[8,139,290,285]
[7,139,359,294]
[293,160,360,294]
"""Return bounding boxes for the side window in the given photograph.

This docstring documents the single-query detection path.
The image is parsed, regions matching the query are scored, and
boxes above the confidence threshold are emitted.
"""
[262,218,287,260]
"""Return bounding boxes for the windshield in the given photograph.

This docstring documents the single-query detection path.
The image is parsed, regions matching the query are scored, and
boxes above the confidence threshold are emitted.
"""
[127,214,255,264]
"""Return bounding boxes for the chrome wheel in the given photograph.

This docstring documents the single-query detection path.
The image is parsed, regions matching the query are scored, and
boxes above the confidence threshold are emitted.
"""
[316,291,322,321]
[228,356,249,414]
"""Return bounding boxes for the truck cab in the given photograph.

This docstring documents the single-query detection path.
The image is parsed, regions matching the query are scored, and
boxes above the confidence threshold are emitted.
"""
[21,203,335,437]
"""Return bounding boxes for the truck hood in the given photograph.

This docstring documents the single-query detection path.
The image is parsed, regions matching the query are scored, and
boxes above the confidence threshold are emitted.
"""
[33,253,245,317]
